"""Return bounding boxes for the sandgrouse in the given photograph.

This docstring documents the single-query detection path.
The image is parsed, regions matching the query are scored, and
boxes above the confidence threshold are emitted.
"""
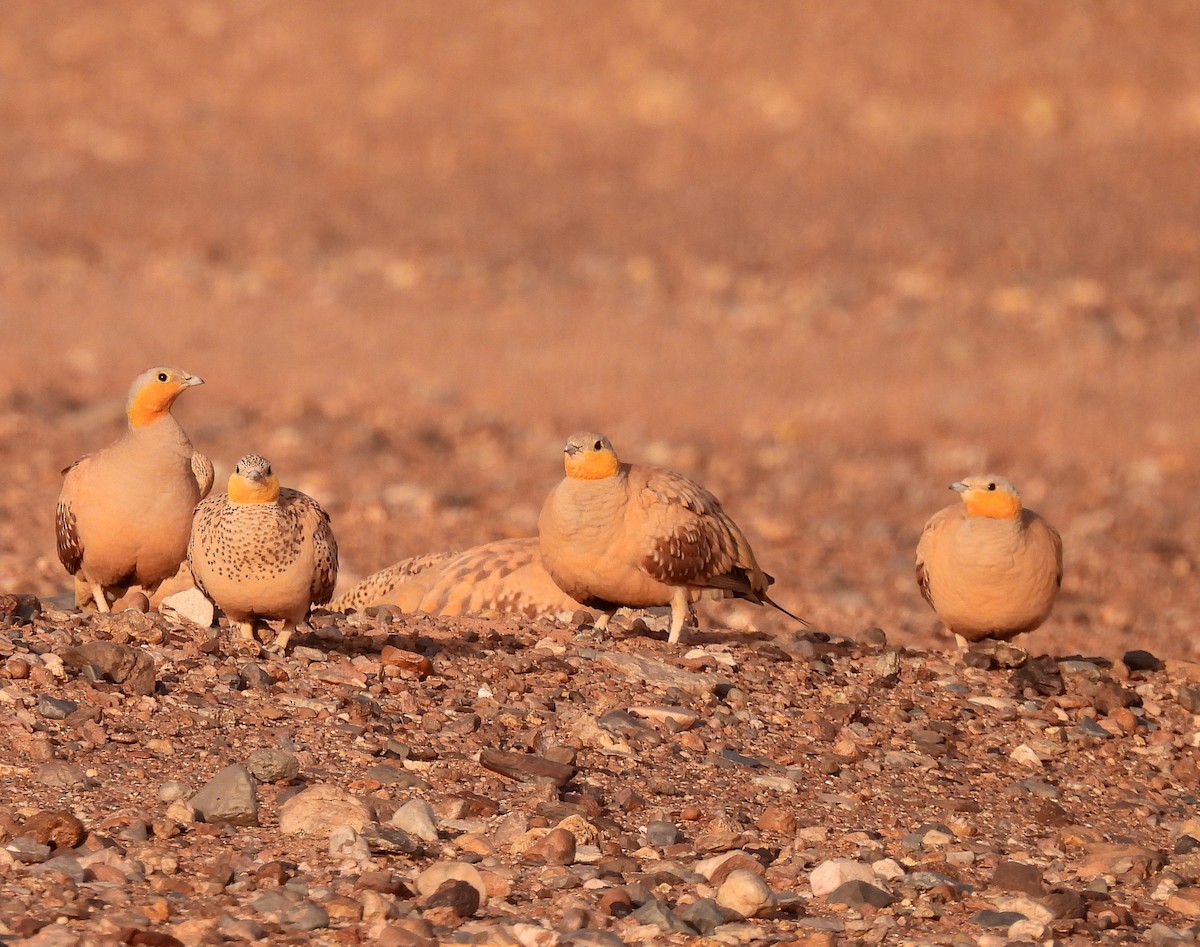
[332,537,579,619]
[189,453,338,652]
[538,432,803,643]
[916,475,1063,648]
[56,366,213,612]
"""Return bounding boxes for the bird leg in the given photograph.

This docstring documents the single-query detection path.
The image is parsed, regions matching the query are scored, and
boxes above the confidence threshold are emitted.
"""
[89,581,111,614]
[269,621,297,654]
[668,587,696,645]
[592,611,612,633]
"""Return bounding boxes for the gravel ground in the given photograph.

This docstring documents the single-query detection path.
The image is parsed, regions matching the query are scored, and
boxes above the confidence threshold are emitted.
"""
[1,3,1200,943]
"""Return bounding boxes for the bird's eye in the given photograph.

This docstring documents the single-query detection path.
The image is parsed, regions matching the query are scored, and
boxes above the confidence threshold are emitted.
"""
[593,440,603,450]
[987,482,997,491]
[157,372,169,382]
[265,465,272,475]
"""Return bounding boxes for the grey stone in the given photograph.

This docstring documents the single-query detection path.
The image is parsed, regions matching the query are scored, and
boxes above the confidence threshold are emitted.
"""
[281,902,328,932]
[390,798,439,842]
[827,879,894,908]
[245,748,300,783]
[644,820,680,847]
[972,909,1028,928]
[37,696,78,720]
[190,764,259,826]
[676,897,727,935]
[360,822,422,856]
[631,896,693,933]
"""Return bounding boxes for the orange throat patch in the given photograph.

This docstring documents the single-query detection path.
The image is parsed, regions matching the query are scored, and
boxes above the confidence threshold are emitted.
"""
[962,490,1022,519]
[127,382,182,429]
[227,473,281,505]
[565,450,620,480]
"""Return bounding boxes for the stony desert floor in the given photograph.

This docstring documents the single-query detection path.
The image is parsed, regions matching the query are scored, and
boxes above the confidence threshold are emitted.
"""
[1,3,1200,944]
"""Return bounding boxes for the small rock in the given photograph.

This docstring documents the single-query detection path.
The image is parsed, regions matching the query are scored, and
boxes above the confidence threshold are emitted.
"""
[677,897,726,935]
[424,879,480,917]
[972,909,1028,928]
[415,861,489,907]
[630,897,692,933]
[643,820,680,847]
[36,761,91,790]
[190,764,258,826]
[479,748,576,787]
[827,879,893,909]
[717,868,776,918]
[282,902,329,932]
[245,748,300,783]
[279,785,372,837]
[7,836,52,863]
[37,696,78,720]
[21,810,86,849]
[60,641,157,695]
[991,859,1045,895]
[160,587,215,627]
[329,825,371,861]
[810,858,875,897]
[522,827,576,865]
[360,822,422,856]
[1124,649,1165,672]
[391,799,439,842]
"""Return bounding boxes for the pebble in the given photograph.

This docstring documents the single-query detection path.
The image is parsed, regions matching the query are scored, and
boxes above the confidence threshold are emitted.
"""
[159,588,215,628]
[479,748,576,787]
[245,747,300,783]
[21,810,86,848]
[415,861,489,906]
[827,879,894,909]
[36,761,91,790]
[424,879,480,917]
[282,901,329,932]
[189,764,259,826]
[37,695,78,720]
[278,784,372,837]
[522,827,577,865]
[643,820,680,846]
[391,798,440,842]
[677,897,726,935]
[717,868,776,918]
[630,896,693,932]
[809,858,876,897]
[59,640,157,695]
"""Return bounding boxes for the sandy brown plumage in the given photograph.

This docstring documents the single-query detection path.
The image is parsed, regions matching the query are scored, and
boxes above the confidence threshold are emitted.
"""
[537,432,803,643]
[331,537,580,619]
[189,453,338,652]
[56,366,211,612]
[916,474,1063,646]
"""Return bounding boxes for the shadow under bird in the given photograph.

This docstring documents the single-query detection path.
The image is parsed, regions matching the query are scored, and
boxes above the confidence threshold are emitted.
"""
[56,366,213,612]
[188,453,338,652]
[538,431,805,644]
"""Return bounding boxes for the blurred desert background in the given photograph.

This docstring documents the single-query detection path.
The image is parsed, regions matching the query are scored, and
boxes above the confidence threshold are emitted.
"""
[1,2,1198,660]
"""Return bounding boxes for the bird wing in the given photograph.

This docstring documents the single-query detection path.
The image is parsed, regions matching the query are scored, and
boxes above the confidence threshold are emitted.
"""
[635,467,745,590]
[295,493,339,606]
[329,551,457,611]
[55,460,87,574]
[186,494,224,601]
[191,451,215,499]
[420,538,579,618]
[915,504,958,608]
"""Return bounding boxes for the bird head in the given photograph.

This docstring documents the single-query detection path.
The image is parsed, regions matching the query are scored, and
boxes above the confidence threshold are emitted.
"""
[227,454,281,505]
[562,431,620,480]
[951,475,1023,519]
[126,367,204,429]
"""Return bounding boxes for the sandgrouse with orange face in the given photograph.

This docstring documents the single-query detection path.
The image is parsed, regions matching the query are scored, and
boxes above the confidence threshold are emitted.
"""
[56,366,213,612]
[537,432,803,644]
[189,454,338,652]
[916,475,1063,648]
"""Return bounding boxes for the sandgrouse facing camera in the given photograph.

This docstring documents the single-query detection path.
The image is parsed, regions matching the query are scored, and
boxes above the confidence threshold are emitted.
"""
[537,431,803,644]
[916,474,1063,648]
[189,453,338,653]
[56,366,213,612]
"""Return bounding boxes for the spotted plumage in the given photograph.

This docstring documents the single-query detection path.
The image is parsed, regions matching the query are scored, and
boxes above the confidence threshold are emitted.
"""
[189,453,338,652]
[916,474,1063,647]
[56,366,211,611]
[331,538,579,620]
[538,431,804,643]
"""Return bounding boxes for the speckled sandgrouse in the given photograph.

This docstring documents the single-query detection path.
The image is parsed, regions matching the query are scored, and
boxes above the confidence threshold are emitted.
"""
[189,453,338,652]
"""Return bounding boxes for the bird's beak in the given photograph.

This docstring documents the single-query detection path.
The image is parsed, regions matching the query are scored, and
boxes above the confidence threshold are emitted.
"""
[564,443,581,456]
[243,468,265,482]
[184,374,204,387]
[949,481,967,493]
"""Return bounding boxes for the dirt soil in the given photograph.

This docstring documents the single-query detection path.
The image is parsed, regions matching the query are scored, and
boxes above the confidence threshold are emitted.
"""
[1,4,1199,945]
